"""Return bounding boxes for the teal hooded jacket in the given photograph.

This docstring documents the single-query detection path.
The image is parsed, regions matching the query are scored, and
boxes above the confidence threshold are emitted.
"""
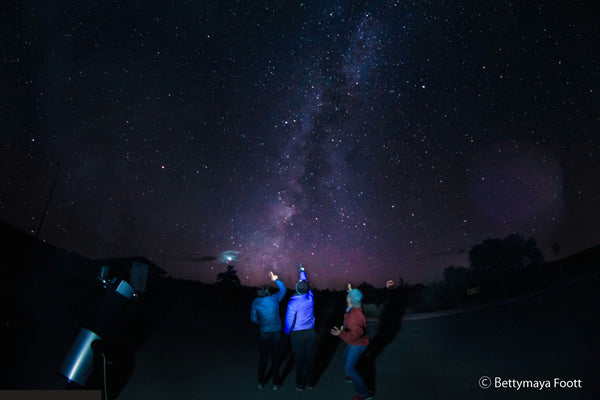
[250,279,287,333]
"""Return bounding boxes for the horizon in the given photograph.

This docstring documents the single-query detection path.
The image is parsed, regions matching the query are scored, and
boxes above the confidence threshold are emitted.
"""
[5,217,597,290]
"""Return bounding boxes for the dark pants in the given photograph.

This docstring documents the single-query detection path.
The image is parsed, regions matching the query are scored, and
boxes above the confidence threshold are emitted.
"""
[343,344,370,396]
[290,328,317,387]
[258,331,283,385]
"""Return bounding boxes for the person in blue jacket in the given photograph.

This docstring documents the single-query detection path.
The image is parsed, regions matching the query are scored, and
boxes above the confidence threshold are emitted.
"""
[284,263,316,391]
[251,271,287,390]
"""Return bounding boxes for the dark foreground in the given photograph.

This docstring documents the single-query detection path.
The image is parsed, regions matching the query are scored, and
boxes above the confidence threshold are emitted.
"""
[114,274,597,400]
[4,273,597,400]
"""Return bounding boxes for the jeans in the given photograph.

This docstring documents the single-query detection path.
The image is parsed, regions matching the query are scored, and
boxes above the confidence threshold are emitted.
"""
[258,331,283,385]
[290,328,317,387]
[343,344,370,396]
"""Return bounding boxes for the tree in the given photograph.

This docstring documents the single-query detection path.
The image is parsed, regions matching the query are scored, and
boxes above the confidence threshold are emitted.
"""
[468,233,544,297]
[443,265,470,285]
[216,265,241,287]
[468,233,543,271]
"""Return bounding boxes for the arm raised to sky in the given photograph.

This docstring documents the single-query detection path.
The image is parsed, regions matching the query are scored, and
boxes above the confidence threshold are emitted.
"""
[270,271,287,302]
[274,278,286,302]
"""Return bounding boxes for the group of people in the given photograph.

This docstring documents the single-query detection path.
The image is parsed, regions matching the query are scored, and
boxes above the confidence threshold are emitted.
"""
[250,264,375,400]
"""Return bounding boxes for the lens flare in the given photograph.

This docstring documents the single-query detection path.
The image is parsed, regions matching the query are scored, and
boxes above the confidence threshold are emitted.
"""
[220,250,240,263]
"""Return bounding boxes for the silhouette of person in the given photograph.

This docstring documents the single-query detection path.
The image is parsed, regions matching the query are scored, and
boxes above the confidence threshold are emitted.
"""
[330,284,374,400]
[250,271,287,390]
[284,263,316,391]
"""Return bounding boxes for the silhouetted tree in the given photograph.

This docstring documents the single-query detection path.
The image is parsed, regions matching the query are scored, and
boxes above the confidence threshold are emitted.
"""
[468,234,544,297]
[444,265,470,285]
[469,233,544,271]
[216,265,241,287]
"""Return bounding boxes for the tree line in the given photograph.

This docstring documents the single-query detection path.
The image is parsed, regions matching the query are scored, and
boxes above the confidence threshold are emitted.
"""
[212,233,592,313]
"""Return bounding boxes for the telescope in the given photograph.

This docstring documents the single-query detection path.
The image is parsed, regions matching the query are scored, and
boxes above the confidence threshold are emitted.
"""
[59,275,137,388]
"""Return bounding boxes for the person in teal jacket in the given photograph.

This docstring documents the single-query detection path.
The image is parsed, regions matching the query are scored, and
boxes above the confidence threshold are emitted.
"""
[251,271,287,390]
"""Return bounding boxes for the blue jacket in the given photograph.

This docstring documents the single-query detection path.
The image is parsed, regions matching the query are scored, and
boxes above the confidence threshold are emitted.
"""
[284,270,315,334]
[250,279,287,333]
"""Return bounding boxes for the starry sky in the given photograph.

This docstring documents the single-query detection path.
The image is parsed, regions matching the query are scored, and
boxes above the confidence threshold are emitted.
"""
[1,0,599,289]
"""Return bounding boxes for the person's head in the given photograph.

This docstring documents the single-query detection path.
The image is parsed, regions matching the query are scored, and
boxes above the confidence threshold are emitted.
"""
[347,288,363,307]
[256,285,270,297]
[295,280,309,295]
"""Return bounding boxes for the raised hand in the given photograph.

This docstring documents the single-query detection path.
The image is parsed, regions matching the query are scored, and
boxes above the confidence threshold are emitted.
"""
[346,283,352,293]
[269,271,278,281]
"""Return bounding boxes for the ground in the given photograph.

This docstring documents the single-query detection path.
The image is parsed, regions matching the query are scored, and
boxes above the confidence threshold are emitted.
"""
[2,273,597,400]
[115,274,597,400]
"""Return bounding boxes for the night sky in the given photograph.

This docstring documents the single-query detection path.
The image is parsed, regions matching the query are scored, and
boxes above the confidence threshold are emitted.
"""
[1,1,599,289]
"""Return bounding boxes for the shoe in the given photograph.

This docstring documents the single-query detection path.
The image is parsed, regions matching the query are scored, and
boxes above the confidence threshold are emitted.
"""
[257,383,264,389]
[344,376,353,383]
[363,395,375,400]
[307,385,315,390]
[295,385,305,392]
[273,384,281,391]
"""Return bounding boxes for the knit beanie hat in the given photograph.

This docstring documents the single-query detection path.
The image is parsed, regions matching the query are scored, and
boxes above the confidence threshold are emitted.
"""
[296,280,309,294]
[348,288,363,306]
[257,286,270,297]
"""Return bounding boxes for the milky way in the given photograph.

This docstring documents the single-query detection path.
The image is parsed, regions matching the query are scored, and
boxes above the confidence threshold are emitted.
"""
[1,1,599,288]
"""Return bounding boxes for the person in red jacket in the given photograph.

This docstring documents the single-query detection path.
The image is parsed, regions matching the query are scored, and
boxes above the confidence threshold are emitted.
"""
[330,284,374,400]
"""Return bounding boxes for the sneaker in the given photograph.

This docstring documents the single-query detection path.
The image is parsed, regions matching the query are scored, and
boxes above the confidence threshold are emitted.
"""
[273,384,281,391]
[344,376,353,383]
[307,385,315,390]
[257,383,264,389]
[295,385,305,392]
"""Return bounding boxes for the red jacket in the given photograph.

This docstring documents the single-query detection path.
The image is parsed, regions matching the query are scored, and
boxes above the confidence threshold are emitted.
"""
[340,306,369,346]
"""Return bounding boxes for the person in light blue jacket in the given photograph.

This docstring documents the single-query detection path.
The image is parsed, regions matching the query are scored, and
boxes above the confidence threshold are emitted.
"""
[284,263,316,391]
[251,271,287,390]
